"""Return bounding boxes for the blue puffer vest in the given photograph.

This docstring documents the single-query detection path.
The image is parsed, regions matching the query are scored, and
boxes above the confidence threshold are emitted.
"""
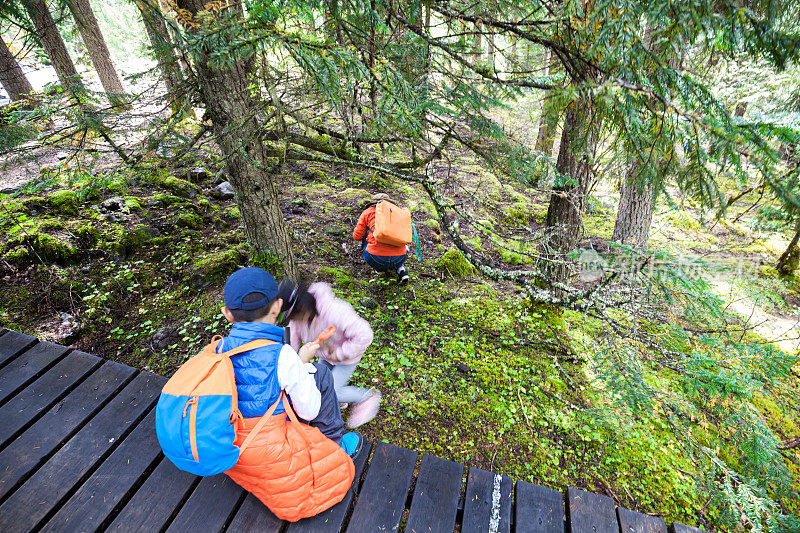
[218,322,284,418]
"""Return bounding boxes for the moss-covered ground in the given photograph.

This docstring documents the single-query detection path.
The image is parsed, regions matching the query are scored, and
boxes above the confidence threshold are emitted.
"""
[1,153,798,530]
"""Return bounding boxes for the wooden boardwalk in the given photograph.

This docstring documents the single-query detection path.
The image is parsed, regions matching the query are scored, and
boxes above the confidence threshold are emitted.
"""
[0,328,709,533]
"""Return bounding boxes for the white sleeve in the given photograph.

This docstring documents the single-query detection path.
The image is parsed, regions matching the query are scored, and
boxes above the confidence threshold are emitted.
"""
[277,344,321,420]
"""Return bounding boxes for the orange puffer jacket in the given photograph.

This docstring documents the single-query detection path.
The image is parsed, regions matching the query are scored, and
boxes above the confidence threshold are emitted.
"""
[225,397,355,522]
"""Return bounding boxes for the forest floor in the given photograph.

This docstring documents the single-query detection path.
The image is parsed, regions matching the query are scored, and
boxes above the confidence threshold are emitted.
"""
[1,112,799,530]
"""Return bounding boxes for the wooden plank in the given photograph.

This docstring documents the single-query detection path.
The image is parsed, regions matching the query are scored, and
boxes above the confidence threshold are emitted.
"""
[106,458,197,532]
[288,440,374,533]
[0,330,36,368]
[164,474,244,533]
[347,441,417,532]
[40,408,163,533]
[0,360,135,501]
[0,371,162,531]
[567,488,618,533]
[618,508,667,533]
[0,350,101,449]
[405,454,464,533]
[516,481,564,533]
[462,467,514,533]
[225,493,284,533]
[671,523,709,533]
[0,340,70,404]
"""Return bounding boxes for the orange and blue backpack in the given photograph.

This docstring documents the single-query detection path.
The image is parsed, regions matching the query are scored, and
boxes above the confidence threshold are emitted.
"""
[155,336,275,476]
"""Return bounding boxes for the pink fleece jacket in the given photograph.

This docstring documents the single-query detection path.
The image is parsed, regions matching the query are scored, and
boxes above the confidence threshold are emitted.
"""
[288,282,374,366]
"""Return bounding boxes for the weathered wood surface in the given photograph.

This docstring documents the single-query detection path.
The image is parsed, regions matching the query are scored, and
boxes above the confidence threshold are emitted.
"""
[0,331,711,533]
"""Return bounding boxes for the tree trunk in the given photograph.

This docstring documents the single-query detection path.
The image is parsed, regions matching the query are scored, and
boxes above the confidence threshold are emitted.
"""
[612,168,656,248]
[543,102,597,281]
[777,217,800,276]
[23,0,82,90]
[64,0,129,108]
[0,38,35,103]
[134,0,188,115]
[612,26,677,249]
[175,0,299,279]
[534,50,561,160]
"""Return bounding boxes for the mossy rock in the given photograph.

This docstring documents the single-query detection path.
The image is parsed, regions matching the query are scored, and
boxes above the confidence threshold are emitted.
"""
[434,249,474,278]
[151,194,185,207]
[339,188,374,205]
[177,213,202,229]
[225,206,241,219]
[38,218,64,232]
[190,248,246,282]
[502,203,530,225]
[21,196,47,213]
[3,245,30,265]
[74,223,100,246]
[124,196,142,211]
[107,226,153,256]
[162,176,199,196]
[422,219,441,233]
[5,233,79,265]
[48,189,78,215]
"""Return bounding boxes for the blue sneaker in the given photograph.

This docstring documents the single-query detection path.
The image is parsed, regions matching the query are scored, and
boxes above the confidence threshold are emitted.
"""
[341,431,363,458]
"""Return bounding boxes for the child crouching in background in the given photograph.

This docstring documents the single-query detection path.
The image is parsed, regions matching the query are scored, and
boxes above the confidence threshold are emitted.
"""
[277,280,381,428]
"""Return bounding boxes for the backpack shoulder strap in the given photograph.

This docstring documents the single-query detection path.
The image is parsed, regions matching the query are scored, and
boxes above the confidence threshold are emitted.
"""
[238,392,285,453]
[219,339,277,358]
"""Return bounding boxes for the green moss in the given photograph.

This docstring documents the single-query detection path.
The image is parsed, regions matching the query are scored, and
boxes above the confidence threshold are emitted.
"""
[103,226,152,256]
[422,219,441,233]
[74,223,100,246]
[502,203,530,225]
[4,233,78,264]
[38,218,64,232]
[21,196,47,213]
[3,246,30,265]
[195,198,211,213]
[151,194,185,206]
[177,213,202,229]
[161,176,199,197]
[48,189,78,215]
[435,249,475,278]
[225,206,241,219]
[291,183,334,197]
[189,248,246,282]
[318,266,365,289]
[668,210,702,230]
[339,188,374,205]
[124,196,142,211]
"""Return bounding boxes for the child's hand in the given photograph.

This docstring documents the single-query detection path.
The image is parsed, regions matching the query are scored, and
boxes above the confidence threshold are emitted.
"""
[298,341,320,363]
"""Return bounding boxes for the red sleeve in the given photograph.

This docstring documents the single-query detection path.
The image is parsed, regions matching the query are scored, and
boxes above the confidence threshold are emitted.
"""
[353,210,368,240]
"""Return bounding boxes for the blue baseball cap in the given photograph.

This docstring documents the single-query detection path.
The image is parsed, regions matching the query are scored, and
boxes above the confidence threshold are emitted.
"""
[223,267,279,310]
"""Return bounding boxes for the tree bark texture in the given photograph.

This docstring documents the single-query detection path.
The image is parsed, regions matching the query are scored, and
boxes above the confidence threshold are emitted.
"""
[777,217,800,276]
[64,0,128,107]
[175,0,299,279]
[0,38,35,103]
[23,0,82,89]
[612,24,676,249]
[534,50,561,160]
[544,102,597,281]
[612,170,656,248]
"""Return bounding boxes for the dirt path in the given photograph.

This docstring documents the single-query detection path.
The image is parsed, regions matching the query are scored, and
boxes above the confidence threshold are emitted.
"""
[712,278,800,353]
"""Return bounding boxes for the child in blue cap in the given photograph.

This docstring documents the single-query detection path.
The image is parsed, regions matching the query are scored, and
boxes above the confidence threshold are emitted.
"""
[219,267,362,455]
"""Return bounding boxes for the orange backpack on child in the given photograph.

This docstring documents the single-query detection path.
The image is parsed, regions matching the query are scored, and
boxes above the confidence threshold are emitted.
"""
[227,393,355,522]
[373,200,413,246]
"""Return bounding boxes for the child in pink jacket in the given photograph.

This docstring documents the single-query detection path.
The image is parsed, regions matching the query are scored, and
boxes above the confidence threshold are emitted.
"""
[277,280,380,428]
